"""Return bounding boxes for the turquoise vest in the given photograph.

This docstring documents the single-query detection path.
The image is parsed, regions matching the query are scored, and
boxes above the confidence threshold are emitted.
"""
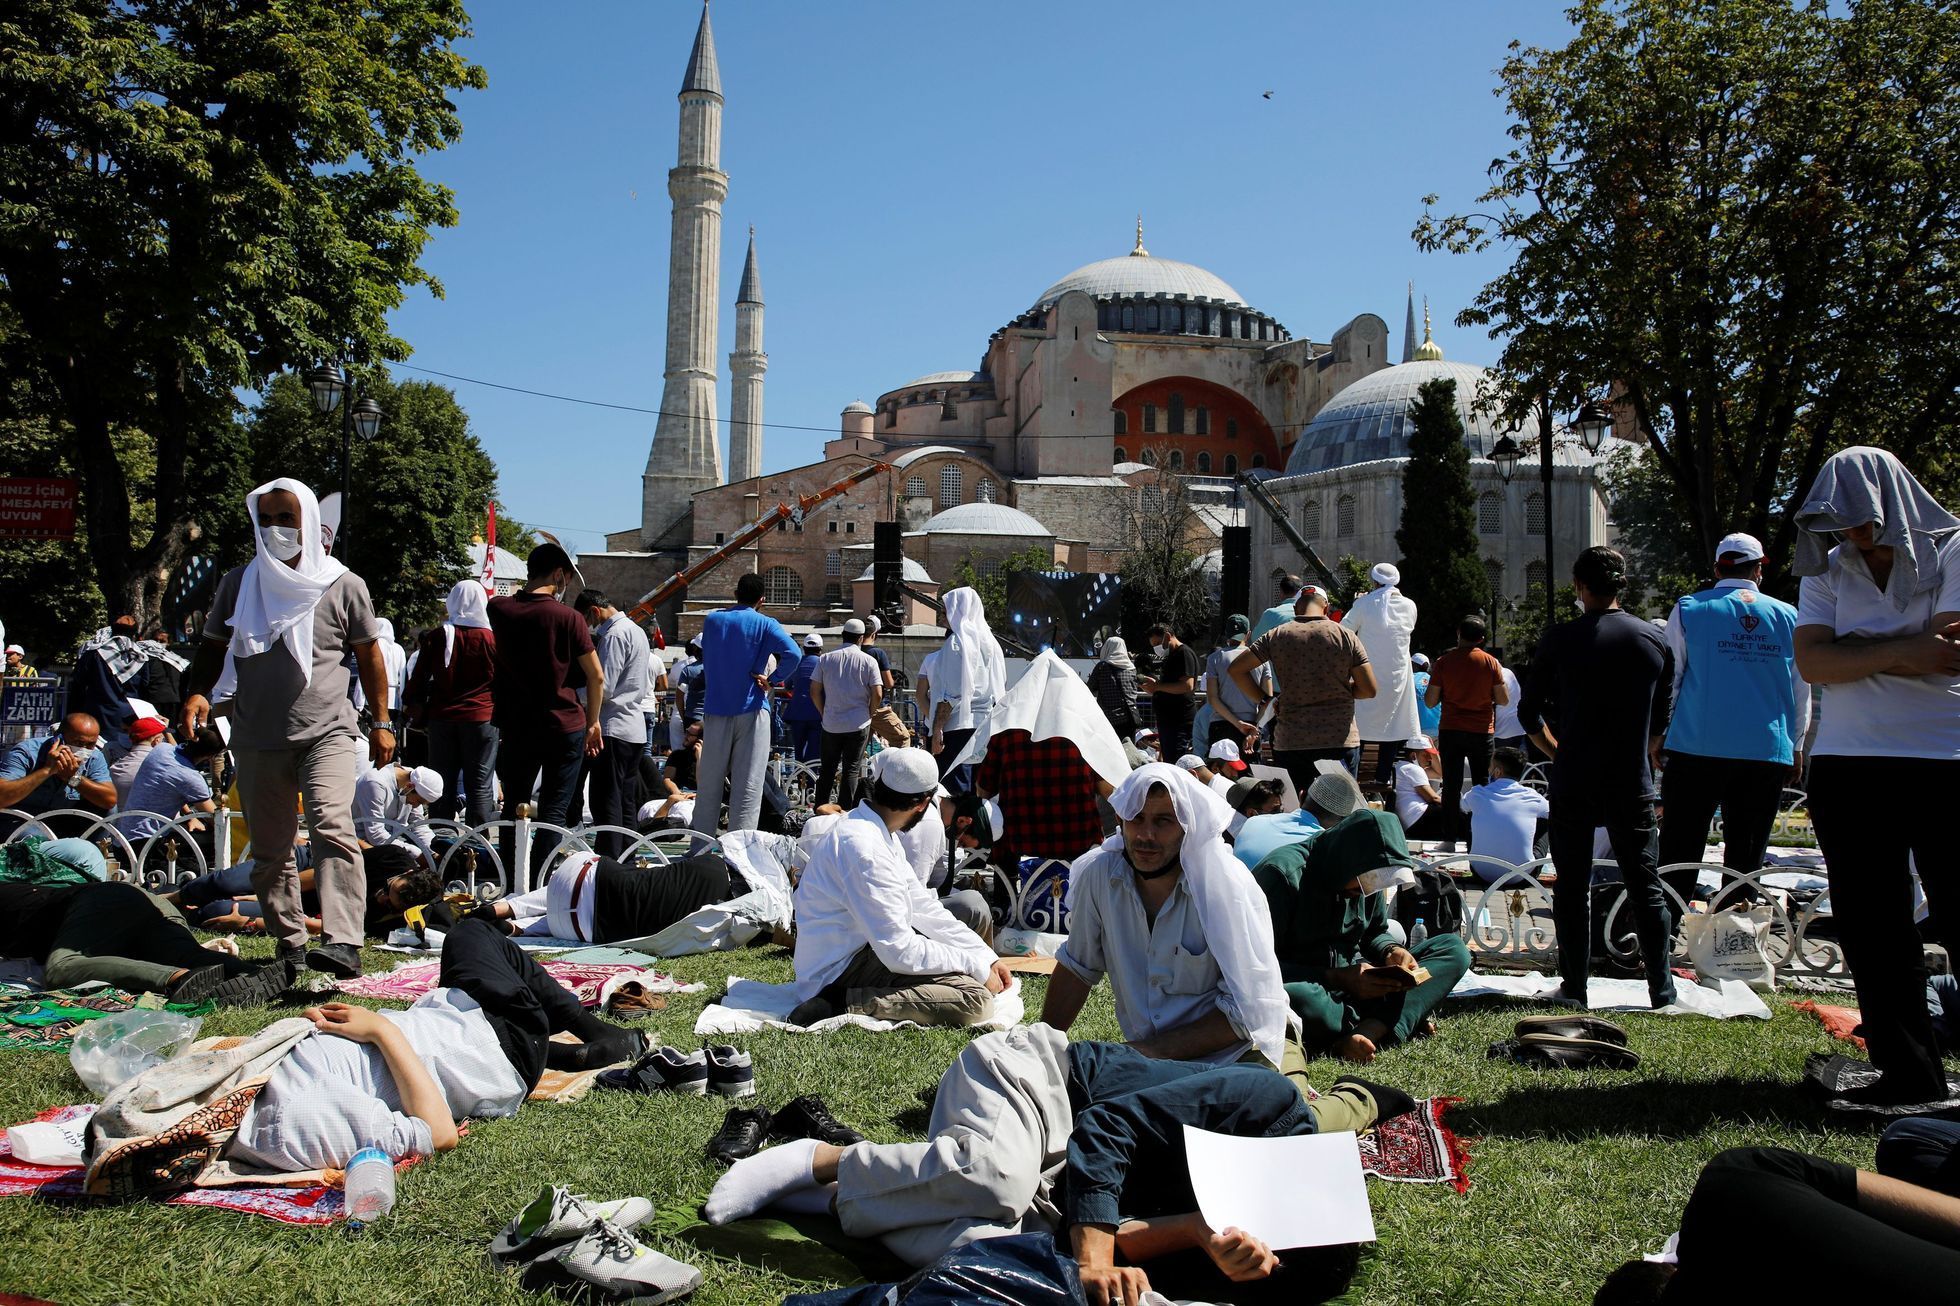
[1664,585,1800,763]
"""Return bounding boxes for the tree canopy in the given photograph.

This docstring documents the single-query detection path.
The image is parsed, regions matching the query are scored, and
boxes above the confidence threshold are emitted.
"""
[1396,377,1493,652]
[1416,0,1960,572]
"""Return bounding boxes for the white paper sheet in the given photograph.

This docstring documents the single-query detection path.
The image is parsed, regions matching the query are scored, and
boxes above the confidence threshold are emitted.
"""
[1181,1125,1376,1250]
[1444,969,1772,1020]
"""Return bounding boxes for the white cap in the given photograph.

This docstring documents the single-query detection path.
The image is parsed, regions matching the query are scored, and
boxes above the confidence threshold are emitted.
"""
[1406,734,1436,752]
[870,746,938,796]
[842,618,866,636]
[1411,653,1430,669]
[1133,727,1158,743]
[4,644,21,656]
[1174,753,1207,772]
[866,614,882,632]
[802,633,823,649]
[407,765,444,803]
[1715,531,1765,563]
[1371,562,1401,587]
[1208,739,1243,763]
[981,797,1004,841]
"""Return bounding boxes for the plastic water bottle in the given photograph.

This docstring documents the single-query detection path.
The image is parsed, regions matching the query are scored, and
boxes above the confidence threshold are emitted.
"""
[344,1147,395,1223]
[1409,915,1429,951]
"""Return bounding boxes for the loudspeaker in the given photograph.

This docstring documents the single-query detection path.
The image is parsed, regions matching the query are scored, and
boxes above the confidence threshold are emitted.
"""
[1221,525,1251,631]
[873,520,903,624]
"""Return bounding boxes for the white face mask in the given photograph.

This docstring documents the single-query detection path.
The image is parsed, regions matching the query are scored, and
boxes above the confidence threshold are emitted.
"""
[261,524,303,561]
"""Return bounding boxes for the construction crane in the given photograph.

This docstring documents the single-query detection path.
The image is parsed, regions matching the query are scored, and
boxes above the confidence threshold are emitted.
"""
[624,461,895,628]
[1236,472,1341,596]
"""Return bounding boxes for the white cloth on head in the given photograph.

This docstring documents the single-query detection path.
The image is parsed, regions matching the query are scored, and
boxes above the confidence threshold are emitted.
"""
[352,764,436,856]
[1793,446,1960,613]
[1096,636,1134,670]
[354,617,407,711]
[937,587,1006,731]
[1069,763,1293,1067]
[951,649,1129,787]
[1370,562,1401,587]
[213,478,349,701]
[442,579,491,667]
[1341,581,1420,744]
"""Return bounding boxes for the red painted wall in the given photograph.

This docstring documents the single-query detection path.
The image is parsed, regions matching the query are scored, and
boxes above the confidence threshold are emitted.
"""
[1110,376,1280,475]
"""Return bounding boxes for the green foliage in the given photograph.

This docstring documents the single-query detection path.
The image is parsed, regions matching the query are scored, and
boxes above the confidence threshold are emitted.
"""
[1498,583,1580,664]
[1116,470,1214,648]
[1600,444,1703,613]
[1395,378,1493,651]
[0,416,103,659]
[0,0,486,621]
[952,544,1057,635]
[1330,554,1374,611]
[1416,0,1960,578]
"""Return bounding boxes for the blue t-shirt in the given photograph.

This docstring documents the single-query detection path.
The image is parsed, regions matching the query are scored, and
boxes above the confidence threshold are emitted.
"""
[1415,671,1442,737]
[1,736,112,815]
[676,661,708,724]
[784,653,823,723]
[698,606,800,717]
[1231,809,1323,870]
[1664,583,1803,764]
[116,744,214,839]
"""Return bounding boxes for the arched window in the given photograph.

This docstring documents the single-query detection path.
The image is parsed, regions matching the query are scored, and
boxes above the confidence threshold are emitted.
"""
[1141,448,1157,466]
[1114,410,1127,436]
[1302,499,1322,536]
[905,475,926,498]
[1142,404,1157,433]
[1196,452,1211,473]
[1479,492,1503,535]
[1168,450,1184,470]
[1114,446,1127,464]
[1270,503,1289,543]
[1336,494,1356,537]
[940,392,958,420]
[1223,454,1238,474]
[939,464,962,506]
[1168,393,1185,435]
[1226,417,1238,439]
[825,550,841,577]
[1525,559,1547,592]
[1251,453,1266,469]
[884,404,897,428]
[1484,558,1505,601]
[1195,406,1210,435]
[1271,568,1290,600]
[1525,492,1546,534]
[976,479,996,503]
[762,566,803,607]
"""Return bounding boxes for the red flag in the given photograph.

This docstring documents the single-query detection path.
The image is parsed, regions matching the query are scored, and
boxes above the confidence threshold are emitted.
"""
[481,500,498,591]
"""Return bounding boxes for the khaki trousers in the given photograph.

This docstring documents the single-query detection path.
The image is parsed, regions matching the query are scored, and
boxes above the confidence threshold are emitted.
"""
[233,733,366,948]
[816,943,994,1028]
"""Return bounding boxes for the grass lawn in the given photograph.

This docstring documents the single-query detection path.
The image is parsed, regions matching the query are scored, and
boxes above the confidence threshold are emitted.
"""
[0,937,1886,1306]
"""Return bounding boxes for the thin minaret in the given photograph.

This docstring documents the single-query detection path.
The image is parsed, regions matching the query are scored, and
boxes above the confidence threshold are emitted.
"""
[642,2,727,544]
[1402,280,1418,364]
[728,226,766,483]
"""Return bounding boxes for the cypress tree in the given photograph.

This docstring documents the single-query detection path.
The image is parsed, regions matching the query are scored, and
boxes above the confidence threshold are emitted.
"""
[1395,377,1492,653]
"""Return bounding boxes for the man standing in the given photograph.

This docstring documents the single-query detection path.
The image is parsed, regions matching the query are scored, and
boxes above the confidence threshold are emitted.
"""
[1202,615,1263,751]
[1249,574,1304,642]
[1230,585,1377,793]
[0,714,115,839]
[574,591,652,859]
[692,571,800,836]
[783,633,825,764]
[1424,616,1509,850]
[860,615,910,749]
[1141,624,1200,765]
[810,619,883,811]
[180,478,393,978]
[1342,564,1421,787]
[3,645,35,679]
[1518,546,1677,1008]
[1658,532,1810,913]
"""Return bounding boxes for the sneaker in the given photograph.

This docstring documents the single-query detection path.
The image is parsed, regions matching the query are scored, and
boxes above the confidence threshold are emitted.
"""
[274,941,307,969]
[207,964,292,1009]
[768,1095,865,1147]
[489,1185,655,1270]
[167,964,229,1006]
[305,941,363,980]
[704,1044,756,1098]
[706,1106,772,1166]
[597,1046,709,1096]
[555,1219,701,1304]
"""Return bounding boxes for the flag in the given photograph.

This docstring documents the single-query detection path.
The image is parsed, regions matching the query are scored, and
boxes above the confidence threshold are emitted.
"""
[481,500,498,591]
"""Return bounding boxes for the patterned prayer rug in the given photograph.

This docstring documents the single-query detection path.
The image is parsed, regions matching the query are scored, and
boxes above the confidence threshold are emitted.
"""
[334,958,650,1008]
[1359,1097,1471,1193]
[0,989,209,1053]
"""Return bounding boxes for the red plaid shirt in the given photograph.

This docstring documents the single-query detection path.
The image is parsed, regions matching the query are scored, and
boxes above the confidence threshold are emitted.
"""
[974,730,1107,865]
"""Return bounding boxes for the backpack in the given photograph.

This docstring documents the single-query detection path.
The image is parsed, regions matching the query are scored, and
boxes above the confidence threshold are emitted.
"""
[1393,864,1466,941]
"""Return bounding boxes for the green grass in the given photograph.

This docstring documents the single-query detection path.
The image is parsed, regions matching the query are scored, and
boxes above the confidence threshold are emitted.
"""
[0,939,1893,1306]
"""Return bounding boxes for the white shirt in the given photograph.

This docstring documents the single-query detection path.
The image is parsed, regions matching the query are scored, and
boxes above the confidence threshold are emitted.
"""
[352,637,406,711]
[1460,777,1550,875]
[1392,760,1434,829]
[897,811,951,890]
[1493,667,1523,739]
[352,765,433,855]
[791,804,994,1001]
[229,989,525,1171]
[1797,534,1960,759]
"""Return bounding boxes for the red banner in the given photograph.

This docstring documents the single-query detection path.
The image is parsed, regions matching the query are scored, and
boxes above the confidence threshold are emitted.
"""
[0,478,77,539]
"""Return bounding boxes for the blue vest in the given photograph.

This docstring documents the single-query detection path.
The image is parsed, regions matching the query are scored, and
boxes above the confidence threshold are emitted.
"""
[1664,585,1801,763]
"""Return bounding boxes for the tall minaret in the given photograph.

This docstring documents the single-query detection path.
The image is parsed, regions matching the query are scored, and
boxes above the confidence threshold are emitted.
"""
[642,2,727,544]
[728,227,766,483]
[1402,280,1418,364]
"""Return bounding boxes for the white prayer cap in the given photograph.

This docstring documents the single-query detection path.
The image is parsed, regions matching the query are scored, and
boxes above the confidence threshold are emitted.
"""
[802,633,823,649]
[1715,531,1765,563]
[1306,766,1363,820]
[1371,562,1401,587]
[1406,734,1437,752]
[867,614,882,632]
[1174,753,1207,772]
[981,797,1004,841]
[870,746,938,797]
[1208,738,1243,763]
[842,618,866,636]
[407,766,444,803]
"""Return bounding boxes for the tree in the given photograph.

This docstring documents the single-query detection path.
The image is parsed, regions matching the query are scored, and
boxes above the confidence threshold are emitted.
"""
[1116,464,1215,648]
[1395,378,1492,652]
[1329,554,1375,612]
[1498,583,1578,665]
[1415,0,1960,576]
[952,544,1058,636]
[0,1,486,624]
[1599,444,1702,614]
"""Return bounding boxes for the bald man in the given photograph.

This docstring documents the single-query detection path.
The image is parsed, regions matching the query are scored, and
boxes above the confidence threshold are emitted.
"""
[0,714,115,839]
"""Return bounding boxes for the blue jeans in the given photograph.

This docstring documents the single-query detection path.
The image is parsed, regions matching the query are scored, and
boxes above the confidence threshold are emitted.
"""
[789,719,822,765]
[1877,1116,1960,1197]
[178,846,314,922]
[426,718,498,827]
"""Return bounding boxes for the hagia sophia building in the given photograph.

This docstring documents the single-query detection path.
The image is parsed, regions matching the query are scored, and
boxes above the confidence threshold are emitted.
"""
[577,5,1617,642]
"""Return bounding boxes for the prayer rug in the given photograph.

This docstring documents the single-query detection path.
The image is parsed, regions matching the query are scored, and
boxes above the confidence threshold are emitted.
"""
[1792,999,1866,1050]
[0,988,210,1053]
[694,975,1026,1037]
[334,958,664,1008]
[1446,970,1772,1020]
[1360,1097,1471,1194]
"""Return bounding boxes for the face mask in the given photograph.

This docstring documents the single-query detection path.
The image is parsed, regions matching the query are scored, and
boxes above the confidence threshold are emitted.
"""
[66,746,96,764]
[261,525,303,561]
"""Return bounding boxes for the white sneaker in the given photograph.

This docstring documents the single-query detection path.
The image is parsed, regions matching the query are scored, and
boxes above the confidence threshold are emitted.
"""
[556,1219,703,1303]
[488,1185,656,1268]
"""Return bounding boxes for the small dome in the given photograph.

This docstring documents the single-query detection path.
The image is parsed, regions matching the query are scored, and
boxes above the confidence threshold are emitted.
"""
[1034,255,1247,311]
[854,557,933,583]
[920,502,1053,536]
[841,400,873,415]
[895,369,986,392]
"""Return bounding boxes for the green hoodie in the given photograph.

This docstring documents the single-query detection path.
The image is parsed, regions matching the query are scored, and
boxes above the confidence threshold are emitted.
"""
[1252,808,1417,986]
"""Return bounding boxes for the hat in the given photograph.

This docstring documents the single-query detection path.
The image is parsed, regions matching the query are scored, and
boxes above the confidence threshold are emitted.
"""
[1715,531,1765,564]
[870,746,938,797]
[842,618,866,636]
[978,797,1004,842]
[1411,653,1431,669]
[1371,562,1401,587]
[1296,584,1330,605]
[1174,753,1207,772]
[406,766,445,804]
[3,644,21,657]
[686,638,702,656]
[1208,738,1243,764]
[1305,767,1364,820]
[1133,727,1158,743]
[1225,775,1263,813]
[1226,614,1250,636]
[802,633,823,649]
[1406,734,1437,753]
[866,614,882,632]
[129,715,169,742]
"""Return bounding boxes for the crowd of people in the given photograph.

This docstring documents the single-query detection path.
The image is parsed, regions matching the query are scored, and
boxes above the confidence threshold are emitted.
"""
[2,444,1957,1304]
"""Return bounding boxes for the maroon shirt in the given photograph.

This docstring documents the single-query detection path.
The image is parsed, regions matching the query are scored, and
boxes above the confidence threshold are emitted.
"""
[406,626,496,724]
[488,591,595,734]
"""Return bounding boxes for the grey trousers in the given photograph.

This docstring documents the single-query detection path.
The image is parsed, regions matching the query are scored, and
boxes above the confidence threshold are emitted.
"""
[692,708,771,835]
[836,1024,1074,1266]
[942,889,993,945]
[233,732,366,948]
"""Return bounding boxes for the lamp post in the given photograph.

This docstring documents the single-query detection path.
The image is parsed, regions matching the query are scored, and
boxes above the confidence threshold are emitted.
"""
[304,364,383,555]
[1489,396,1610,630]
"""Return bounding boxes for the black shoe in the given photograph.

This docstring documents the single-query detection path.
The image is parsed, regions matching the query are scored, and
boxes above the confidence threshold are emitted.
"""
[207,964,292,1009]
[768,1095,865,1147]
[553,1028,648,1073]
[707,1106,773,1166]
[305,942,363,979]
[1333,1075,1418,1124]
[275,941,307,969]
[167,964,229,1006]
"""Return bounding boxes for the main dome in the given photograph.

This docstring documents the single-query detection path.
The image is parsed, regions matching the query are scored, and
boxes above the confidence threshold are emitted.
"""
[1034,254,1247,311]
[1284,359,1506,475]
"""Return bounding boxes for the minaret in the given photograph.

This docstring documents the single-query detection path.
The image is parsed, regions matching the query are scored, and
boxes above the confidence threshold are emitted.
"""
[1402,281,1418,364]
[728,227,766,483]
[642,2,727,544]
[1414,298,1445,362]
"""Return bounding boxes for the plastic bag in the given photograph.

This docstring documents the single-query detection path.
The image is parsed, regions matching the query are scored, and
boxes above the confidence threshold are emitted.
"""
[784,1234,1086,1306]
[1683,904,1777,991]
[69,1009,203,1096]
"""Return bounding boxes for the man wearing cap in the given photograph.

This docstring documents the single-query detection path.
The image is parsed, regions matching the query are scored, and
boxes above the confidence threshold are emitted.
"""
[108,701,170,808]
[1342,564,1422,788]
[1657,532,1809,918]
[573,590,653,859]
[1128,727,1159,767]
[810,619,885,811]
[1230,584,1377,794]
[1232,763,1362,870]
[783,633,825,764]
[693,573,801,837]
[790,748,1009,1027]
[860,615,910,749]
[116,724,225,845]
[488,543,606,877]
[876,759,993,942]
[1412,653,1441,740]
[4,645,37,679]
[353,762,444,860]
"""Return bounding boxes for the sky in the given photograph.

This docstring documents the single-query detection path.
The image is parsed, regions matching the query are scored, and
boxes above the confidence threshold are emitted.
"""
[380,0,1578,555]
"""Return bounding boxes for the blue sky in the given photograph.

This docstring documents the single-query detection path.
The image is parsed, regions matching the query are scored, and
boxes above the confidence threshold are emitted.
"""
[383,0,1575,554]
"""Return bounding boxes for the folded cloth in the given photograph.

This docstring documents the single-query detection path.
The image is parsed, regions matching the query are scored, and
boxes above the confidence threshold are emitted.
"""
[1446,970,1771,1020]
[694,975,1026,1037]
[1792,999,1866,1050]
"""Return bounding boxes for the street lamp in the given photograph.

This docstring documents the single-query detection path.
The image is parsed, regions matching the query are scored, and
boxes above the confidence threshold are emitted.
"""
[1489,433,1522,484]
[302,364,382,555]
[1573,399,1612,455]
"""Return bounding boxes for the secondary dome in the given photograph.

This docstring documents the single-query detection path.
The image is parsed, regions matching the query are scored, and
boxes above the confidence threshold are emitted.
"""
[1285,359,1510,475]
[854,557,932,583]
[919,503,1052,536]
[1034,254,1247,311]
